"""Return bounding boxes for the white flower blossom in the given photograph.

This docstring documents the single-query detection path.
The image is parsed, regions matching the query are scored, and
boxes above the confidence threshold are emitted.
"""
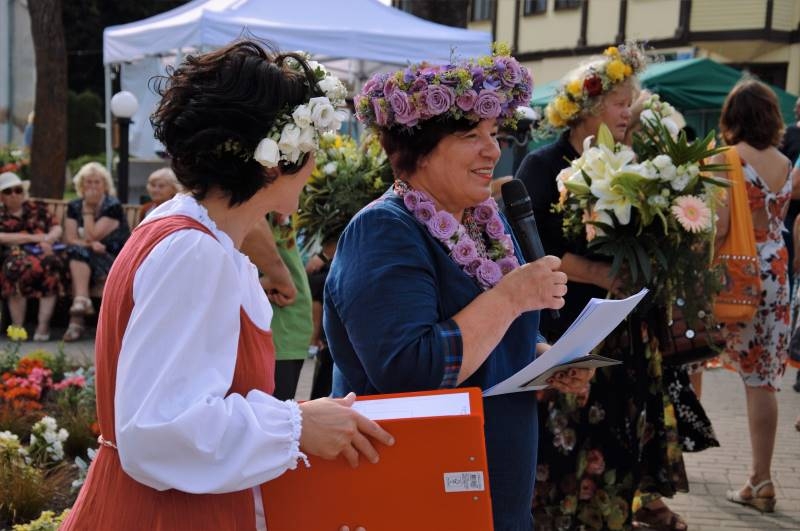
[278,124,303,164]
[254,138,280,168]
[323,162,338,175]
[291,104,313,129]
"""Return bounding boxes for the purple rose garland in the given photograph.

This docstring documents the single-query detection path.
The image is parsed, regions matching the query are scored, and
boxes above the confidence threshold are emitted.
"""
[394,180,520,289]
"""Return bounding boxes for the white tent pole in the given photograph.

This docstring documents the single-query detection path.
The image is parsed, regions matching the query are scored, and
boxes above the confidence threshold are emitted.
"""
[104,63,113,173]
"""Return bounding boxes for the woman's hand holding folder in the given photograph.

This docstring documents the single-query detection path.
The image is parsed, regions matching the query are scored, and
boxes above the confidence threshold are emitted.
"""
[299,392,395,468]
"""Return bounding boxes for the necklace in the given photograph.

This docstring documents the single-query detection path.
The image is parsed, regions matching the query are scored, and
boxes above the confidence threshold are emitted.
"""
[393,180,519,289]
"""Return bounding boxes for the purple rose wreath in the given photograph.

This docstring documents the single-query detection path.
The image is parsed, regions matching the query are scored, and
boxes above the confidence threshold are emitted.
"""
[355,44,533,131]
[394,180,520,289]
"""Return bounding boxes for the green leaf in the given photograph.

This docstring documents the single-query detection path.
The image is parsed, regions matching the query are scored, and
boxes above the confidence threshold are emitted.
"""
[596,123,615,150]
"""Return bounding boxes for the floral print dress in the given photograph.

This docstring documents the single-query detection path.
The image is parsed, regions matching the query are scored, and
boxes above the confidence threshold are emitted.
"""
[533,312,696,531]
[0,200,66,298]
[723,161,792,390]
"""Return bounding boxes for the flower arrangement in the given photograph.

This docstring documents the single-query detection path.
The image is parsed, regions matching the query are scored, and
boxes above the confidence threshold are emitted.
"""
[0,145,30,178]
[0,347,98,529]
[545,43,648,129]
[296,132,392,251]
[556,99,728,314]
[253,54,348,169]
[395,181,520,289]
[355,43,533,131]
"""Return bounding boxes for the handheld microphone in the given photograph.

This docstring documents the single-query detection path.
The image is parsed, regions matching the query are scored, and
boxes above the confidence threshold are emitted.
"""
[500,179,560,320]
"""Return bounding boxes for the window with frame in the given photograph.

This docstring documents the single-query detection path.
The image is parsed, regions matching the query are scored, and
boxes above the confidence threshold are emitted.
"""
[471,0,493,21]
[554,0,581,10]
[523,0,547,15]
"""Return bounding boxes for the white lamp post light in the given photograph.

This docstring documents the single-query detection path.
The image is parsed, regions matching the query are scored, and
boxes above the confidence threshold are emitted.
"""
[110,91,139,203]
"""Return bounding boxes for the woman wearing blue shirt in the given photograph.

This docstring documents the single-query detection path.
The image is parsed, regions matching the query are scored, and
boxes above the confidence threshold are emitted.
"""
[324,50,593,530]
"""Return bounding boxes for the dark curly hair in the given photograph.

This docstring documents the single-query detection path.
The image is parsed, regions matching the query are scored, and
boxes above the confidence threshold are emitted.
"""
[720,79,784,150]
[150,39,322,206]
[379,118,477,177]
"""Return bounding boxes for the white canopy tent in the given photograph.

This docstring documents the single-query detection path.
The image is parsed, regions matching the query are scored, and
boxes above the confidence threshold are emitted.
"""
[102,0,491,163]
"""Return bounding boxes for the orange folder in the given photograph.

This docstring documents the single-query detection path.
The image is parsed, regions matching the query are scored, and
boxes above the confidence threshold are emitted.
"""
[260,387,493,531]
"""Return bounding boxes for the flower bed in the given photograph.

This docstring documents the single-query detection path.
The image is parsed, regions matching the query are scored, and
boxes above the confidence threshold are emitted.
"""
[1,326,98,530]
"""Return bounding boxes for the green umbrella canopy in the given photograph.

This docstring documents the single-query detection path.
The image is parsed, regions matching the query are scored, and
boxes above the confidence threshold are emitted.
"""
[530,58,798,137]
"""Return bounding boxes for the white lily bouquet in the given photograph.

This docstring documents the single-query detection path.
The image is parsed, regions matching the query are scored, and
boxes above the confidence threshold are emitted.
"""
[556,96,728,318]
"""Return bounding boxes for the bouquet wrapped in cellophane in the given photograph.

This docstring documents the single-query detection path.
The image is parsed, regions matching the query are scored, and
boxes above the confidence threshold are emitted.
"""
[556,94,729,324]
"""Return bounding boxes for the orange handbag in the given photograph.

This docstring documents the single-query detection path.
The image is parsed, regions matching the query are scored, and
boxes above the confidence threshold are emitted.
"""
[712,147,761,324]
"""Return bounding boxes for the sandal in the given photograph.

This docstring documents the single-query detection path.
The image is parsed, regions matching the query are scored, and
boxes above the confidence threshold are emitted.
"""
[633,506,688,531]
[69,296,94,317]
[62,323,84,342]
[726,479,776,513]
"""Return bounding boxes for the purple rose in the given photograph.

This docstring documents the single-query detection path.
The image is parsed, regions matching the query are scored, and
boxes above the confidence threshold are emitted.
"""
[474,90,502,119]
[372,98,389,127]
[497,256,520,275]
[453,238,478,266]
[470,66,485,86]
[427,211,458,240]
[361,75,383,96]
[388,90,420,126]
[403,190,422,211]
[413,201,436,224]
[485,215,506,239]
[383,76,399,99]
[476,259,502,287]
[423,85,455,117]
[496,57,523,88]
[472,204,494,224]
[456,90,478,112]
[499,234,514,252]
[403,67,416,83]
[465,259,482,276]
[410,77,427,93]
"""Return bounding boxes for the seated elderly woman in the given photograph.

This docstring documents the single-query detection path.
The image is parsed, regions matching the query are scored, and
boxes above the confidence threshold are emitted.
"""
[138,167,182,221]
[0,171,66,341]
[63,162,131,341]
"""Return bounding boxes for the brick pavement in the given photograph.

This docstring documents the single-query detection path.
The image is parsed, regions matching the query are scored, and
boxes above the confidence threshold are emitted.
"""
[669,368,800,531]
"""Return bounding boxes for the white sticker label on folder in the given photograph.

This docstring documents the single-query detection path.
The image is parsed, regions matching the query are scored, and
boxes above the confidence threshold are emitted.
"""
[443,471,485,492]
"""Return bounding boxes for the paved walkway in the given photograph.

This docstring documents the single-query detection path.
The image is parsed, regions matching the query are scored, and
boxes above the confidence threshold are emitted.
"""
[669,368,800,531]
[11,334,800,530]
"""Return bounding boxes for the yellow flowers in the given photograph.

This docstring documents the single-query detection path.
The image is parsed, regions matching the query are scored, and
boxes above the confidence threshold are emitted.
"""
[7,325,28,342]
[606,60,626,82]
[566,78,583,98]
[603,46,620,58]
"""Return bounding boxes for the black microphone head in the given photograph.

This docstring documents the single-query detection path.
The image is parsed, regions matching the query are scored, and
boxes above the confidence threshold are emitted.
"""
[501,179,533,221]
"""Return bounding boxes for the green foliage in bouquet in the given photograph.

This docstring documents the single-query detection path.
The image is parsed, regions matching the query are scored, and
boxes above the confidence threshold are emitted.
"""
[557,95,729,319]
[296,132,392,252]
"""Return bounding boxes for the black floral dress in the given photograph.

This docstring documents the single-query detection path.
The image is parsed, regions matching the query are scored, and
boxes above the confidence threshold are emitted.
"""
[65,196,130,283]
[0,200,67,298]
[517,136,718,531]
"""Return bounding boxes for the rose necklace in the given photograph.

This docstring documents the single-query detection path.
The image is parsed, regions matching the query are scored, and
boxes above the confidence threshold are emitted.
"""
[393,180,519,289]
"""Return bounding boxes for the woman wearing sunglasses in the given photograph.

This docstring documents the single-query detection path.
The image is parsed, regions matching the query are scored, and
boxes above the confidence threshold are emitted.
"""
[0,171,67,340]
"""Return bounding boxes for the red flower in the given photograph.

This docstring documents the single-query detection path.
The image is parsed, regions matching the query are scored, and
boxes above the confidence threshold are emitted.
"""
[583,75,603,97]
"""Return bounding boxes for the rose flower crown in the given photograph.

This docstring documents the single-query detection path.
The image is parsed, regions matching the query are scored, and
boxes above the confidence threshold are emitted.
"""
[354,43,533,131]
[252,53,348,168]
[546,43,648,128]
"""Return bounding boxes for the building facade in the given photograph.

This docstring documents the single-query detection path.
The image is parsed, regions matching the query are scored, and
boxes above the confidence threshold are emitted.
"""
[464,0,800,93]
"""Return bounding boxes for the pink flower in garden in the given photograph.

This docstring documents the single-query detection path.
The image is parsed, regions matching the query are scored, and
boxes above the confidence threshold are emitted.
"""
[670,195,712,233]
[579,477,597,500]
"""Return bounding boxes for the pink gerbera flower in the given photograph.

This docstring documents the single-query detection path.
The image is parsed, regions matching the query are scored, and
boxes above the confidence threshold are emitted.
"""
[671,195,711,233]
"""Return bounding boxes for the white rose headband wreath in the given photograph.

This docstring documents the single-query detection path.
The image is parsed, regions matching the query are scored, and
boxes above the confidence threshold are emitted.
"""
[253,54,348,168]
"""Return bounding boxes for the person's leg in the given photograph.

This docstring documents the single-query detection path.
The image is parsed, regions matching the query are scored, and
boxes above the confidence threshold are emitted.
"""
[35,295,56,337]
[69,260,91,298]
[272,359,304,400]
[742,385,777,496]
[7,295,26,327]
